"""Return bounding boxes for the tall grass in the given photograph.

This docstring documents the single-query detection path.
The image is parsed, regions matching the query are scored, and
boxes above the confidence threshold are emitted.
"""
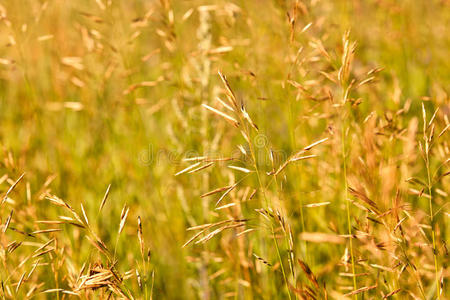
[0,0,448,299]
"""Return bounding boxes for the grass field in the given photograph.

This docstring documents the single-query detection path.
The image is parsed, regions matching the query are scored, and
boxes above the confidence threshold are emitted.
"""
[0,0,449,299]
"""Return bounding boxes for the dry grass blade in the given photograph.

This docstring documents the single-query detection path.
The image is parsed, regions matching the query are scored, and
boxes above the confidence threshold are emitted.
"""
[183,156,234,163]
[202,104,239,127]
[216,97,234,112]
[343,284,377,297]
[195,227,229,244]
[141,48,160,62]
[218,71,238,108]
[183,219,247,247]
[46,195,73,210]
[236,228,255,237]
[383,288,401,298]
[357,76,375,87]
[228,165,252,173]
[215,203,236,210]
[253,254,272,267]
[208,46,233,54]
[137,216,144,257]
[119,205,130,235]
[303,138,328,150]
[339,272,370,277]
[438,123,449,137]
[241,107,259,131]
[15,271,26,293]
[7,241,22,253]
[273,154,317,176]
[32,228,62,235]
[348,187,379,214]
[215,183,238,206]
[27,259,41,280]
[123,77,163,95]
[62,290,80,296]
[201,185,234,198]
[299,232,345,244]
[2,173,25,205]
[187,223,214,231]
[99,184,111,212]
[61,57,84,70]
[187,162,214,173]
[32,247,55,258]
[301,22,313,33]
[33,239,55,254]
[182,156,207,162]
[182,228,208,248]
[86,235,111,257]
[290,155,317,162]
[41,288,64,294]
[271,138,327,176]
[81,203,90,226]
[305,202,330,208]
[370,264,394,272]
[3,209,13,233]
[136,269,142,289]
[428,107,439,128]
[175,162,201,176]
[298,259,319,289]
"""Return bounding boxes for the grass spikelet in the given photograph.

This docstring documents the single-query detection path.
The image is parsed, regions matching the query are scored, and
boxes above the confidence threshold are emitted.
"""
[253,254,272,267]
[1,173,25,205]
[215,183,238,206]
[227,165,253,173]
[200,185,234,198]
[201,103,239,127]
[305,202,330,208]
[137,216,145,258]
[174,162,201,176]
[118,205,130,235]
[298,259,319,289]
[187,162,214,173]
[2,209,13,233]
[218,71,238,109]
[99,184,111,213]
[344,284,377,297]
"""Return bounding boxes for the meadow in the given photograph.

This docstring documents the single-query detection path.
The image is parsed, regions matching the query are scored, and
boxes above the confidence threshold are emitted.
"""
[0,0,449,299]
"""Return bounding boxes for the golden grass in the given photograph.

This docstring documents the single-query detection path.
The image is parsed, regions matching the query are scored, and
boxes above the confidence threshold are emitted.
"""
[0,0,449,299]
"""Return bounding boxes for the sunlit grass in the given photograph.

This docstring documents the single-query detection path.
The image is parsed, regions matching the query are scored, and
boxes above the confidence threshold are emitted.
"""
[0,1,448,299]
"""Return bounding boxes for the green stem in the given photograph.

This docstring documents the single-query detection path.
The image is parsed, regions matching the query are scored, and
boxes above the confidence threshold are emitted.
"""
[245,124,292,300]
[341,114,357,298]
[288,99,308,261]
[426,156,441,299]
